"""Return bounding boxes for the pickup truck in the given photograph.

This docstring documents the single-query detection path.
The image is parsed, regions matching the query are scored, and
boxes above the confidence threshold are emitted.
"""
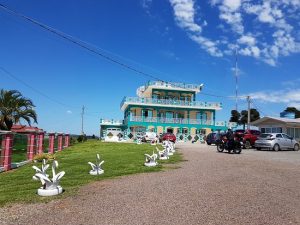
[234,129,261,149]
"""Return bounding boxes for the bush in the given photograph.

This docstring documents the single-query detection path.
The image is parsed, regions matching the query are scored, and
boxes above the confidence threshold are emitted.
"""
[33,153,56,162]
[77,134,87,143]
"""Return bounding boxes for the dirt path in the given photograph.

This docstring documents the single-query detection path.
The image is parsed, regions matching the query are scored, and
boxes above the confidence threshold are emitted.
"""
[1,144,300,225]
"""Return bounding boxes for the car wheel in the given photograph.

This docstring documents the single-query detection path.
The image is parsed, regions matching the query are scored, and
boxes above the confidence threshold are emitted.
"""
[273,144,280,151]
[294,143,300,151]
[207,142,211,145]
[244,140,251,149]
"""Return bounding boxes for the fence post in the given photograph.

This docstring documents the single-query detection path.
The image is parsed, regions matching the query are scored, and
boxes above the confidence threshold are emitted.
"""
[57,133,63,151]
[48,132,55,154]
[27,132,36,160]
[37,132,45,154]
[64,133,70,148]
[1,132,14,171]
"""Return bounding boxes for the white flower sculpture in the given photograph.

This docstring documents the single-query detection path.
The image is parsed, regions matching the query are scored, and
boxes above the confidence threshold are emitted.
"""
[156,147,169,160]
[88,154,104,175]
[163,140,175,155]
[136,137,142,145]
[32,160,65,196]
[144,151,158,167]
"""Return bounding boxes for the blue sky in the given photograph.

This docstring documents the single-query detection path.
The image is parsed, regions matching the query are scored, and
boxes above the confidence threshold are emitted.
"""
[1,0,300,135]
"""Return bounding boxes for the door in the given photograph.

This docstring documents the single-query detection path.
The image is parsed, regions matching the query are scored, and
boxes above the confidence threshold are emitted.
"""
[275,134,285,148]
[282,133,293,149]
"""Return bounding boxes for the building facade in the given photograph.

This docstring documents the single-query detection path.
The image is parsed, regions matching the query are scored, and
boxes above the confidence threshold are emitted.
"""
[100,81,236,141]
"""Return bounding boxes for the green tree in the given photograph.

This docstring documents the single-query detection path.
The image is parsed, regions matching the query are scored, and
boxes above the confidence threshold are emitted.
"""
[0,89,37,130]
[239,109,260,129]
[283,107,300,118]
[230,110,241,123]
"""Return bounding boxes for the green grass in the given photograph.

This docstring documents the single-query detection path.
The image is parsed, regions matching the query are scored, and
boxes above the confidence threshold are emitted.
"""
[0,140,183,206]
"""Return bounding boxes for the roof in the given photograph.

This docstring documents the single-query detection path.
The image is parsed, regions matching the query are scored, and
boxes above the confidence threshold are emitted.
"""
[11,125,44,133]
[251,116,300,125]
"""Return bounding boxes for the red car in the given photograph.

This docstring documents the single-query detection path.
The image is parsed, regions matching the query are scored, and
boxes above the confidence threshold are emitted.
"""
[234,129,261,149]
[160,133,176,142]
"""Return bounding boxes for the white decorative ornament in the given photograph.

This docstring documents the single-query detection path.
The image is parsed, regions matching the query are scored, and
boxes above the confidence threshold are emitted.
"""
[88,154,104,175]
[156,147,169,160]
[144,151,158,167]
[33,160,65,196]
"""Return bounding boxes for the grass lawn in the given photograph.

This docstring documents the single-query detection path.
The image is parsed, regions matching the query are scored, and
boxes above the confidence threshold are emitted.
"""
[0,140,183,206]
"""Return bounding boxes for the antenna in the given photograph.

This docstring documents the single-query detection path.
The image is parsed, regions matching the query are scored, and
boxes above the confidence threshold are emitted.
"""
[235,46,238,111]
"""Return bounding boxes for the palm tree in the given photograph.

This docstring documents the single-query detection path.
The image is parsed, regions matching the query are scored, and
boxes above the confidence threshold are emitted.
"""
[0,89,37,130]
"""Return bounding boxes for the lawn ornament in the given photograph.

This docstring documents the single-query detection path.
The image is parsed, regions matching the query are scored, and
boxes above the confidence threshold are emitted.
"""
[88,154,104,175]
[156,147,169,160]
[32,160,65,196]
[144,151,158,167]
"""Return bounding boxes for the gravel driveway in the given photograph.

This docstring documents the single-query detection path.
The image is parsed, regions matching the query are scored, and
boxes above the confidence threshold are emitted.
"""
[1,143,300,225]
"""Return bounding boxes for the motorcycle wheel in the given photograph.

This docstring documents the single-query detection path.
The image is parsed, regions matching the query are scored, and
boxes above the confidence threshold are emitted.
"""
[234,148,242,154]
[217,144,224,152]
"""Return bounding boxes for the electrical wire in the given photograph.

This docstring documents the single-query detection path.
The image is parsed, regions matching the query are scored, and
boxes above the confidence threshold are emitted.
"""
[0,66,79,109]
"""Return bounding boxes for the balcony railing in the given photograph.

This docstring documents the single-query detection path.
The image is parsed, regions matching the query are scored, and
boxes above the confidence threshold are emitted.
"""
[100,119,124,125]
[145,81,202,91]
[129,116,214,125]
[121,97,222,110]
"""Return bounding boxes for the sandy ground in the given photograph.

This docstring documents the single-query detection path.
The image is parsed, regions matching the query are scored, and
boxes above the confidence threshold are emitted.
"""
[1,143,300,225]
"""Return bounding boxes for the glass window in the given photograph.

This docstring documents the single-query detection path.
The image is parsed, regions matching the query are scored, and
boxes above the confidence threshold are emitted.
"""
[261,128,265,133]
[265,128,271,133]
[166,112,174,119]
[282,134,291,139]
[295,128,300,139]
[276,134,282,138]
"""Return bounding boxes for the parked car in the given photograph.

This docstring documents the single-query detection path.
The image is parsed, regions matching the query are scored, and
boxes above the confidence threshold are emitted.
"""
[159,133,176,143]
[255,133,299,151]
[242,130,261,149]
[141,132,157,142]
[206,132,221,145]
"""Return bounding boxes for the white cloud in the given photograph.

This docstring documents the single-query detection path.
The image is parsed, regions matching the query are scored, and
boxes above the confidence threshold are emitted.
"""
[169,0,202,32]
[249,89,300,105]
[168,0,300,65]
[66,110,72,114]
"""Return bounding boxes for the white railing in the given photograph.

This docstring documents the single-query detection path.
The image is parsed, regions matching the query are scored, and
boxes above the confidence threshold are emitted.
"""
[121,97,222,109]
[100,119,124,125]
[145,81,202,90]
[129,116,214,125]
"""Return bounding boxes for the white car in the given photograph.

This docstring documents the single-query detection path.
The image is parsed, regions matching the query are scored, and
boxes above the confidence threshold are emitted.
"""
[141,132,157,142]
[255,133,299,151]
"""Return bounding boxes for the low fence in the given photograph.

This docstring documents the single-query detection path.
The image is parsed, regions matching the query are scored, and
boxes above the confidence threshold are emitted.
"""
[0,131,71,172]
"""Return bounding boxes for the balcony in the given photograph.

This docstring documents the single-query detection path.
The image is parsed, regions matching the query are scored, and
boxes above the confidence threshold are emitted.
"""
[100,119,124,126]
[127,116,214,126]
[137,81,203,97]
[120,97,222,111]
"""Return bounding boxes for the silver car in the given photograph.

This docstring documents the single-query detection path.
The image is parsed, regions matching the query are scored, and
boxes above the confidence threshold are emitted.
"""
[255,133,299,151]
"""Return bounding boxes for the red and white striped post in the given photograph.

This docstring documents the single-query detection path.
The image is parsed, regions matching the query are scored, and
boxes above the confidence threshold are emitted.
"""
[27,132,36,160]
[57,133,63,151]
[37,132,45,154]
[1,131,14,171]
[64,133,70,148]
[48,132,55,154]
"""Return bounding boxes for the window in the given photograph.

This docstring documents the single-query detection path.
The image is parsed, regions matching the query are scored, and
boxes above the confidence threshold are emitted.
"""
[282,134,291,139]
[261,127,282,133]
[276,134,282,138]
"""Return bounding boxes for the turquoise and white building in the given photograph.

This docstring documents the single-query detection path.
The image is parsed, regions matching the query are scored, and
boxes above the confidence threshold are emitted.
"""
[100,81,236,141]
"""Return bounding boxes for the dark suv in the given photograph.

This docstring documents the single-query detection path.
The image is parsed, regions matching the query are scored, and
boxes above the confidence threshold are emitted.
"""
[206,132,221,145]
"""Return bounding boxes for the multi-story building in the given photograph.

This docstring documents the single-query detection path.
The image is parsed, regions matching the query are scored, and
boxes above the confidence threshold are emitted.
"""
[100,81,235,141]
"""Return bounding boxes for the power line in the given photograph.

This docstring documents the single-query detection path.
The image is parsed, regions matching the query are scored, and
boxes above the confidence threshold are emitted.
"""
[0,66,78,109]
[0,3,162,82]
[0,3,249,102]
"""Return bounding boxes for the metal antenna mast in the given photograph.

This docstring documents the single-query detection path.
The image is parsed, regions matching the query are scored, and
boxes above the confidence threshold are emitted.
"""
[81,105,85,135]
[235,47,238,111]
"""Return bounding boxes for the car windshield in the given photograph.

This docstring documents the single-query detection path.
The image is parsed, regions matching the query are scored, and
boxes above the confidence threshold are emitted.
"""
[260,133,272,138]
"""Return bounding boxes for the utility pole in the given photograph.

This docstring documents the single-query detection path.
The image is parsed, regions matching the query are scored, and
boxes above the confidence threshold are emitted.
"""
[247,96,251,130]
[235,47,238,111]
[81,105,85,135]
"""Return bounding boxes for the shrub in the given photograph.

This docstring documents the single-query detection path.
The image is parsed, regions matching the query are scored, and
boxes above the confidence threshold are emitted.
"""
[33,153,56,162]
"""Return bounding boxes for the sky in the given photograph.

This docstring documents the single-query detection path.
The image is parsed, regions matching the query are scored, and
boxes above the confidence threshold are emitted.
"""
[1,0,300,135]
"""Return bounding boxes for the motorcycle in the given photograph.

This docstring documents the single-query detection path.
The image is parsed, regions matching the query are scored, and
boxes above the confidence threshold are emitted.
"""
[216,134,243,154]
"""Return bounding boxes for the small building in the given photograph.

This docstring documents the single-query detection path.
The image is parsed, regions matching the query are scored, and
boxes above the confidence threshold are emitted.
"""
[251,116,300,140]
[100,81,236,142]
